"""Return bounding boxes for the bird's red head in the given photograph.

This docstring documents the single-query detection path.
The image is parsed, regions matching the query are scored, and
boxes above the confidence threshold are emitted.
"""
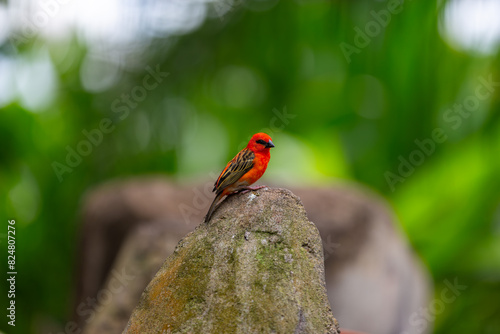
[247,132,275,153]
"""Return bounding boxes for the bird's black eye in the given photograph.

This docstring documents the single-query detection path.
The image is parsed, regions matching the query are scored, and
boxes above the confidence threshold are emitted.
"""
[256,139,267,145]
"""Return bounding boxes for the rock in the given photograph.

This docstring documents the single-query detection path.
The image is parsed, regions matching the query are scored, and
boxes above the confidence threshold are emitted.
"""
[75,177,431,334]
[123,188,339,334]
[81,224,179,334]
[75,177,196,327]
[296,186,431,334]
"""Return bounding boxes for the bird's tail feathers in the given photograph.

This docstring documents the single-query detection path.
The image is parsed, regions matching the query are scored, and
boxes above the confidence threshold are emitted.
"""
[204,192,223,223]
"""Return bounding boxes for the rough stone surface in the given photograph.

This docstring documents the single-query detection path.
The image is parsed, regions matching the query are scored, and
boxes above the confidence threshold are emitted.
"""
[123,188,339,334]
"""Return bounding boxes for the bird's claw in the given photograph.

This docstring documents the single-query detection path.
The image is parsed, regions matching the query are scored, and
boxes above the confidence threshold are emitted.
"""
[239,185,267,194]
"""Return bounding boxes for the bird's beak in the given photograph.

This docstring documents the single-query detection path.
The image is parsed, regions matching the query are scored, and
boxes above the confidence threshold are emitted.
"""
[266,140,275,148]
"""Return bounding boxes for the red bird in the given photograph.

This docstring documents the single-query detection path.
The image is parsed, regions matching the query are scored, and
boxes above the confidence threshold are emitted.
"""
[204,133,275,222]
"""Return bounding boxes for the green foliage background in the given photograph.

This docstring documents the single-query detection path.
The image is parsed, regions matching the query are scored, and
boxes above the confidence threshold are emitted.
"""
[0,0,499,333]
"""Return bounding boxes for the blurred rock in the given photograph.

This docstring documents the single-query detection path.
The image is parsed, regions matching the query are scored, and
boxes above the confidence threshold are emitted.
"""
[76,177,431,334]
[80,224,178,334]
[298,185,431,334]
[123,188,339,334]
[76,177,197,323]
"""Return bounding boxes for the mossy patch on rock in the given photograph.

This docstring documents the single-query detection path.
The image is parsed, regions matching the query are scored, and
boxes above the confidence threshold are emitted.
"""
[123,188,339,334]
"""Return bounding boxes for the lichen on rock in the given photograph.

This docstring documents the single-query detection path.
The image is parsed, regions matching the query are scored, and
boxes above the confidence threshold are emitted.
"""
[123,188,339,334]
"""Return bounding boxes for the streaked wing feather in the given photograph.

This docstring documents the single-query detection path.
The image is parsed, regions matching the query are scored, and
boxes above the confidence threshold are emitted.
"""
[214,149,254,193]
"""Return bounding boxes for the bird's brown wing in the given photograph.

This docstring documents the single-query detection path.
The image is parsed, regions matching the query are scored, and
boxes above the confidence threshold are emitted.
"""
[213,148,255,194]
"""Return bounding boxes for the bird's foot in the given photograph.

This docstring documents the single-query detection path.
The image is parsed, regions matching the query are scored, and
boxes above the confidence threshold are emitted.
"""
[239,185,267,194]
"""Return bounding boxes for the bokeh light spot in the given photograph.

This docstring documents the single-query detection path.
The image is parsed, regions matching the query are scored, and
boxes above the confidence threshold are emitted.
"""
[440,0,500,54]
